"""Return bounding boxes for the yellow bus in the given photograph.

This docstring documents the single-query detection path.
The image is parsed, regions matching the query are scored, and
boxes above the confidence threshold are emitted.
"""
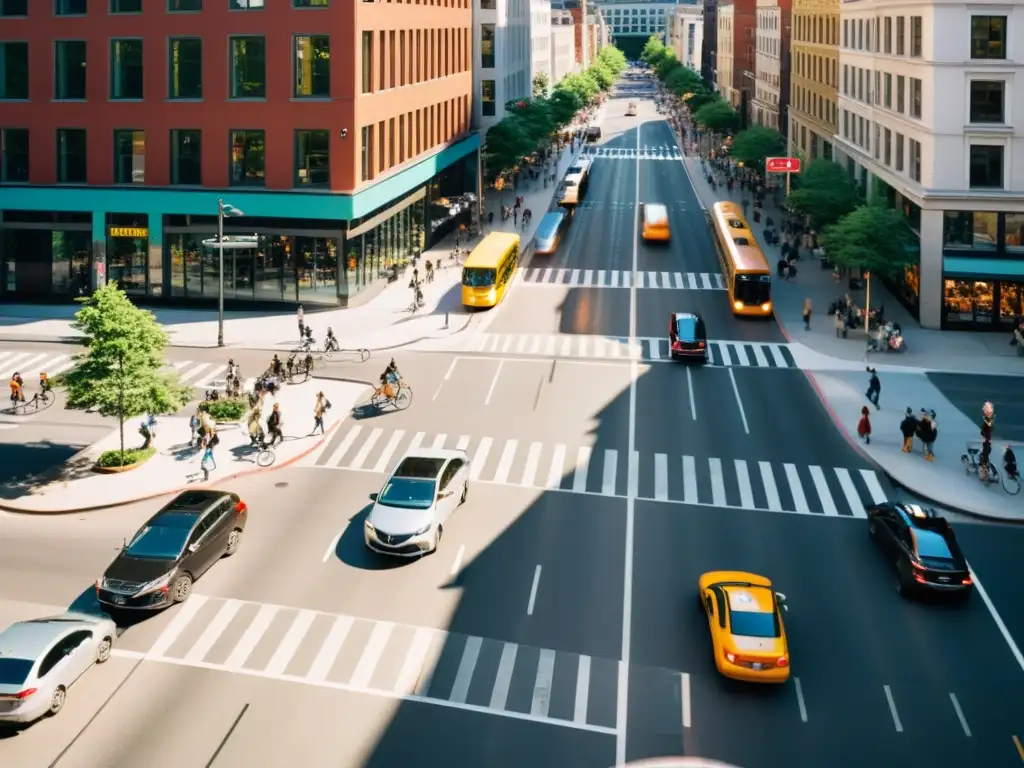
[710,201,773,317]
[559,158,591,208]
[461,232,521,308]
[641,203,670,242]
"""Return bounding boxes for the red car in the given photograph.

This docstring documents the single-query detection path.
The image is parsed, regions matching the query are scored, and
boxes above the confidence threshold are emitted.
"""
[669,312,708,363]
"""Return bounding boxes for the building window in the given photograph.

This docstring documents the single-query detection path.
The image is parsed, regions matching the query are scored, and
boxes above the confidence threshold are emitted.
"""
[909,77,921,118]
[0,42,28,100]
[896,16,905,55]
[1,1,28,16]
[113,129,145,184]
[883,17,891,53]
[230,129,265,186]
[111,0,142,12]
[480,24,495,68]
[482,79,496,116]
[874,124,881,160]
[969,145,1003,189]
[883,128,891,166]
[943,211,998,251]
[110,39,143,100]
[293,0,328,5]
[896,75,905,112]
[895,132,904,171]
[170,129,201,185]
[229,0,265,8]
[54,41,87,100]
[0,128,28,182]
[55,0,86,14]
[969,81,1004,123]
[361,32,372,94]
[908,138,920,182]
[169,38,202,99]
[57,128,87,183]
[294,36,330,98]
[360,125,371,181]
[910,16,922,57]
[230,37,266,98]
[295,129,329,187]
[883,73,891,108]
[971,16,1006,60]
[169,0,202,9]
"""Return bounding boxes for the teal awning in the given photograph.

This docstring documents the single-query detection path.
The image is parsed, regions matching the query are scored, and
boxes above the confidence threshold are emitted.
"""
[943,256,1024,279]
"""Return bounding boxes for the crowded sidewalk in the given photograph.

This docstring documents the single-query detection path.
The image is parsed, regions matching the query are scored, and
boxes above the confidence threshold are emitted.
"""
[0,380,368,513]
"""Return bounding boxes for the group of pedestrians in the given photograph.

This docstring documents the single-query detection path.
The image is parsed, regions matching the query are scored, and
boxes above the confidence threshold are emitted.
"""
[854,368,939,459]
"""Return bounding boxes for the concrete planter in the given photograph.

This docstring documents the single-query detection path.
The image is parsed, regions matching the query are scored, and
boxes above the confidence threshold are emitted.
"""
[93,461,147,474]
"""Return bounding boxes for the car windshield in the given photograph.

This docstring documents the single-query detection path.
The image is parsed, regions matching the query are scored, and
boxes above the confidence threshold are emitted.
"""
[124,522,192,560]
[377,478,437,509]
[675,317,697,341]
[0,657,34,685]
[463,268,496,288]
[735,275,771,305]
[729,610,779,638]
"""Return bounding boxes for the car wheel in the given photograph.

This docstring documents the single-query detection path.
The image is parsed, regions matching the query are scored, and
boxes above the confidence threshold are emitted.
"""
[48,686,66,716]
[460,483,468,505]
[225,528,243,556]
[172,574,193,603]
[96,636,113,664]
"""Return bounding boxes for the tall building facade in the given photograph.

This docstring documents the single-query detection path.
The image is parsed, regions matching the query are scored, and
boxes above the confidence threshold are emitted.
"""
[0,0,477,307]
[715,0,755,121]
[751,0,790,134]
[787,0,838,161]
[596,0,674,60]
[702,0,719,86]
[836,3,1024,331]
[531,0,555,94]
[551,9,579,82]
[669,3,705,73]
[476,0,532,131]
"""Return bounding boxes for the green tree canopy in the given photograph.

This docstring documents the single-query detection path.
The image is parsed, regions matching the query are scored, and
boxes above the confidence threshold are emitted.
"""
[597,46,627,74]
[506,98,553,145]
[63,282,193,463]
[786,159,860,229]
[820,203,915,280]
[532,71,550,98]
[557,71,599,104]
[548,87,582,128]
[685,87,717,111]
[484,117,534,178]
[588,61,614,90]
[641,36,667,67]
[655,52,682,81]
[664,66,703,97]
[728,125,786,172]
[693,99,739,133]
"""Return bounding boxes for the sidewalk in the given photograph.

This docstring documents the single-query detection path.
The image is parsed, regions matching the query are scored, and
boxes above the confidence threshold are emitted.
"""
[0,135,592,353]
[809,370,1024,522]
[679,155,1024,377]
[0,380,369,513]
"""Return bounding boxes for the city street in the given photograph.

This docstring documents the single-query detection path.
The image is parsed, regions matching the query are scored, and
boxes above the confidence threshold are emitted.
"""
[2,83,1024,768]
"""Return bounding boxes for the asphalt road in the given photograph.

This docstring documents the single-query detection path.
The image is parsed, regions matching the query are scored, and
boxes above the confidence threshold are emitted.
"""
[2,78,1024,768]
[927,372,1024,442]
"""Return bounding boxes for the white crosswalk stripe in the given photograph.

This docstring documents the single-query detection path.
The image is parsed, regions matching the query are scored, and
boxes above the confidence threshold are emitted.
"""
[583,146,684,161]
[312,426,881,518]
[113,594,619,733]
[519,268,726,290]
[429,333,797,369]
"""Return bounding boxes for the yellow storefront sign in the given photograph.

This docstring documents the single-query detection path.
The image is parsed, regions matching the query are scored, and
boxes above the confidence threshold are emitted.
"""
[109,227,148,238]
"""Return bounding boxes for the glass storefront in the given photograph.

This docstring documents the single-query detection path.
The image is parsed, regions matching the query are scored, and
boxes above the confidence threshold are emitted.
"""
[0,211,92,298]
[943,278,1024,328]
[106,213,149,296]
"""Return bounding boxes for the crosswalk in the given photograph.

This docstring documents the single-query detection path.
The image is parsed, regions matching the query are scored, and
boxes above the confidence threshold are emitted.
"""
[430,333,797,368]
[312,425,887,517]
[519,268,725,290]
[584,146,683,161]
[114,594,618,733]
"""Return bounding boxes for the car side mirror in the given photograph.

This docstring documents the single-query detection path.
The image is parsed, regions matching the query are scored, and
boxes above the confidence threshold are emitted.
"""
[775,592,787,604]
[369,493,378,501]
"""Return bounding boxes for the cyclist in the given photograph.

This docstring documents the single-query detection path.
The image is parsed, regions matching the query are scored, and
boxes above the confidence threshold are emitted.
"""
[39,371,51,398]
[979,439,994,482]
[303,350,314,378]
[377,358,401,399]
[9,372,25,404]
[270,354,284,378]
[1004,444,1018,480]
[324,327,339,353]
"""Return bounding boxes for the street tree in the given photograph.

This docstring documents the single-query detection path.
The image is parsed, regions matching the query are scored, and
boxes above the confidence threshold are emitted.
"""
[786,159,860,229]
[728,125,786,173]
[506,98,553,145]
[665,66,702,97]
[484,117,534,178]
[532,72,550,98]
[641,36,666,67]
[63,281,192,467]
[588,61,614,90]
[597,46,626,74]
[655,52,681,81]
[692,99,739,134]
[548,88,583,128]
[557,72,599,105]
[685,87,717,112]
[820,203,916,326]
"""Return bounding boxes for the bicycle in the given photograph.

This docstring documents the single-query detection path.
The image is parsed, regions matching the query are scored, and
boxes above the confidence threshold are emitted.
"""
[369,380,412,411]
[5,389,54,415]
[1001,465,1021,496]
[962,446,999,485]
[255,441,276,468]
[335,347,371,363]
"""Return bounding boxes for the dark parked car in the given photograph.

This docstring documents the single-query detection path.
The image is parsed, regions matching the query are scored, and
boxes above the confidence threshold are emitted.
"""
[669,312,708,363]
[96,490,248,611]
[867,502,972,599]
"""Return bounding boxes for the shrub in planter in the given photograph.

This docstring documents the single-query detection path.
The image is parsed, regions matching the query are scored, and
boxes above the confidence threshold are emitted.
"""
[97,446,156,468]
[200,398,248,422]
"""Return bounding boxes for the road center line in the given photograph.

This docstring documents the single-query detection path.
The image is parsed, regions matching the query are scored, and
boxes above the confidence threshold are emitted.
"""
[680,672,691,728]
[948,692,971,737]
[1013,735,1024,762]
[882,684,903,732]
[432,358,459,401]
[728,368,750,434]
[483,359,504,406]
[450,544,465,576]
[526,565,542,616]
[794,676,808,722]
[969,565,1024,677]
[685,367,696,420]
[322,531,342,563]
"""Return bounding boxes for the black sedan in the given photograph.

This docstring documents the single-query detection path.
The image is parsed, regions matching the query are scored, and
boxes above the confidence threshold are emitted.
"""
[96,490,248,611]
[669,312,708,363]
[867,502,972,599]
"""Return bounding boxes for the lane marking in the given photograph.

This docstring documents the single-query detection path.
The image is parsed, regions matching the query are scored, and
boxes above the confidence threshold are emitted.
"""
[489,642,518,710]
[450,544,465,576]
[948,692,971,737]
[1013,735,1024,762]
[483,359,504,406]
[450,635,482,704]
[883,684,903,732]
[147,595,208,658]
[574,655,591,724]
[968,566,1024,679]
[686,367,696,420]
[322,530,342,563]
[527,565,542,616]
[728,368,750,434]
[681,672,691,728]
[794,676,808,722]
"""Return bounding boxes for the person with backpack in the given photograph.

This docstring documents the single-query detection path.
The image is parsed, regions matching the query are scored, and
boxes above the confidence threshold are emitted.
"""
[311,392,331,436]
[899,408,918,453]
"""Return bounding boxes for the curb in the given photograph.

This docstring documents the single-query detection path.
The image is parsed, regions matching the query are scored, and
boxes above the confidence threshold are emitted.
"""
[0,410,355,515]
[879,470,1024,525]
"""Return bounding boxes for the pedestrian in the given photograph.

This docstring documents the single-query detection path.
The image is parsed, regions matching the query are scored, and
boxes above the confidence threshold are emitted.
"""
[267,402,283,447]
[899,408,918,453]
[310,391,330,436]
[915,409,931,457]
[200,438,216,482]
[189,407,202,447]
[857,406,872,445]
[834,308,846,338]
[248,408,264,447]
[865,367,881,409]
[513,207,518,227]
[297,305,305,338]
[922,409,937,461]
[802,298,812,330]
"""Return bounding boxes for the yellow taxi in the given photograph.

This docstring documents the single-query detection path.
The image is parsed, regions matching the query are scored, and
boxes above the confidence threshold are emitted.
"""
[697,570,790,683]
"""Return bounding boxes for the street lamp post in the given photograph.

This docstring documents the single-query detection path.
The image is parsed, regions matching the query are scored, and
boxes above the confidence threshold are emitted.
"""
[216,199,244,347]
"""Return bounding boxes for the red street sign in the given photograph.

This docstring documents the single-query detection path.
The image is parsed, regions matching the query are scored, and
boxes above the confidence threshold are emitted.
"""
[765,157,801,173]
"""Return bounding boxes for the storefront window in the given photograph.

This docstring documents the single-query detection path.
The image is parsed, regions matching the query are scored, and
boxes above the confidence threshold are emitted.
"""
[943,279,994,324]
[282,237,297,301]
[295,236,338,303]
[999,281,1024,325]
[106,214,149,294]
[1005,213,1024,254]
[256,236,287,300]
[943,211,998,251]
[167,232,210,297]
[51,230,90,296]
